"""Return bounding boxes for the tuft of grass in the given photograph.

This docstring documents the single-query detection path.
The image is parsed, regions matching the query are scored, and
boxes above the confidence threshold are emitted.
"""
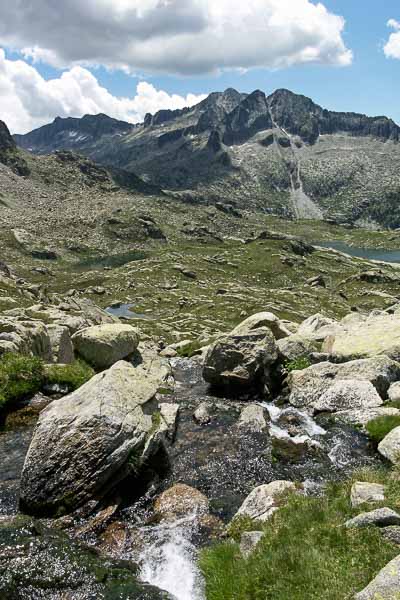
[44,359,94,392]
[226,516,263,543]
[175,340,202,358]
[200,479,399,600]
[385,399,400,410]
[365,415,400,444]
[0,353,44,410]
[285,357,312,372]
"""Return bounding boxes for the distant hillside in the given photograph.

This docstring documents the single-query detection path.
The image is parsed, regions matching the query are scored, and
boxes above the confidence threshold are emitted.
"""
[14,89,400,227]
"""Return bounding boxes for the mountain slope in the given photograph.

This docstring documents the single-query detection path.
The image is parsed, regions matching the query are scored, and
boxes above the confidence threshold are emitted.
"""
[14,89,400,227]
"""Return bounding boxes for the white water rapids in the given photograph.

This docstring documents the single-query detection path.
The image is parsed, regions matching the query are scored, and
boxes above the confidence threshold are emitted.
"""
[139,515,205,600]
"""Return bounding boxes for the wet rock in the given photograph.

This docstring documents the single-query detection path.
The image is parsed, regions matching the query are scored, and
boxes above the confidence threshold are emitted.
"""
[354,554,400,600]
[313,380,383,414]
[288,357,400,414]
[203,328,278,389]
[153,484,209,522]
[234,480,297,522]
[19,360,165,516]
[271,436,318,463]
[232,311,292,340]
[238,404,268,432]
[351,482,385,508]
[240,531,264,558]
[72,323,140,369]
[0,516,170,599]
[193,402,213,425]
[47,323,74,364]
[345,508,400,529]
[378,427,400,464]
[159,403,180,442]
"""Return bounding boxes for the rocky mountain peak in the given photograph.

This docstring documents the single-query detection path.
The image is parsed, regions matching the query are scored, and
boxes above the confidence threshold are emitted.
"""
[0,120,16,152]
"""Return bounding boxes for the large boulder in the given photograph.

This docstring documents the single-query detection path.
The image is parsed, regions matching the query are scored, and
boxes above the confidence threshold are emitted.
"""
[288,357,400,414]
[72,323,140,369]
[354,555,400,600]
[336,407,400,428]
[378,426,400,464]
[345,508,400,529]
[324,313,400,362]
[203,328,277,388]
[351,482,385,508]
[47,324,74,364]
[19,359,167,516]
[277,335,317,363]
[311,380,383,414]
[232,312,292,340]
[233,481,297,522]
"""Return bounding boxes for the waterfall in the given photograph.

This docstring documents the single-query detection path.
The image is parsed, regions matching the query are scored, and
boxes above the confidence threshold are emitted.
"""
[139,516,205,600]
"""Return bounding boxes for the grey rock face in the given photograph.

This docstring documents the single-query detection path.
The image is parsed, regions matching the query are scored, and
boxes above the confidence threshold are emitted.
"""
[288,357,400,414]
[345,508,400,529]
[234,481,296,523]
[382,527,400,546]
[238,404,268,432]
[0,317,52,360]
[378,427,400,464]
[277,335,317,363]
[203,328,277,388]
[47,324,74,364]
[354,554,400,600]
[19,360,164,516]
[232,311,292,340]
[72,323,140,369]
[312,380,383,414]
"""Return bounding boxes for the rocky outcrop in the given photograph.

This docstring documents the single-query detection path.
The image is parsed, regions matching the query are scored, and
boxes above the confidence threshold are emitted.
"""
[354,555,400,600]
[203,328,277,389]
[19,359,168,516]
[288,357,400,414]
[0,317,52,360]
[0,120,29,176]
[72,323,140,369]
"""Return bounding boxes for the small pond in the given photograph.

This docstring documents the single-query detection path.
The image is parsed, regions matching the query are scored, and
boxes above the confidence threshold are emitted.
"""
[316,240,400,263]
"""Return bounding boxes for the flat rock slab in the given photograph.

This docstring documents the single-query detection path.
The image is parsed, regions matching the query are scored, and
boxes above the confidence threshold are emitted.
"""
[351,482,385,508]
[324,313,400,362]
[234,480,296,522]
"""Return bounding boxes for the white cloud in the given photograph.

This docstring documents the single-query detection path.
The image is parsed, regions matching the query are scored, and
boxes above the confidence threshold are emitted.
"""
[0,50,206,134]
[0,0,352,75]
[384,19,400,59]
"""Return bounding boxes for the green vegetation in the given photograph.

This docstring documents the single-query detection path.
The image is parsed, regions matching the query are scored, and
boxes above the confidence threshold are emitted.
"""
[366,415,400,444]
[0,354,44,410]
[175,340,203,358]
[285,357,312,372]
[44,360,94,392]
[200,471,400,600]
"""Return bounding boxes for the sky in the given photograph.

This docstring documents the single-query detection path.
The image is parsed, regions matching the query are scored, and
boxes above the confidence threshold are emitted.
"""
[0,0,399,134]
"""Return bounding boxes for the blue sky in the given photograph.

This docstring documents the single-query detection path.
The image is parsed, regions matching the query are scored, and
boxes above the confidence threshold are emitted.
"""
[1,1,400,133]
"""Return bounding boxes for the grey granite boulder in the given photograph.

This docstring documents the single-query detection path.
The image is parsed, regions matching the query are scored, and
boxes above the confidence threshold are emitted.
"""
[72,323,140,369]
[354,555,400,599]
[19,359,167,516]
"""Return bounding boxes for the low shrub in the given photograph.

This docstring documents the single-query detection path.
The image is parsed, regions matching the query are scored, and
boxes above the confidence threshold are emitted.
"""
[366,415,400,444]
[0,353,44,410]
[284,357,312,372]
[44,359,94,392]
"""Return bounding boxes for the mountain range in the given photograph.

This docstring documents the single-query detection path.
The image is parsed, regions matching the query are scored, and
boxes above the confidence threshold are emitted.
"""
[12,88,400,228]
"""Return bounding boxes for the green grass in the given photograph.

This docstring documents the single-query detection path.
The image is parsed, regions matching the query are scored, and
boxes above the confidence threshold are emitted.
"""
[44,360,94,392]
[285,357,312,372]
[366,415,400,444]
[0,354,44,410]
[200,475,400,600]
